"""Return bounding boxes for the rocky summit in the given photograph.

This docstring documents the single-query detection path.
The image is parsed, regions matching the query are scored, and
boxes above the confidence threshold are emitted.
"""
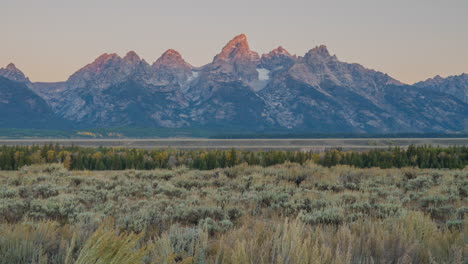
[0,34,467,133]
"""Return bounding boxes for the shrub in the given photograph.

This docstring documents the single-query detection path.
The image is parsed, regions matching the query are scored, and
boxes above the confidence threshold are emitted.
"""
[149,225,209,263]
[404,175,434,191]
[300,208,345,225]
[155,183,185,198]
[456,207,467,220]
[227,207,244,221]
[315,182,344,192]
[32,184,60,199]
[373,203,402,218]
[21,163,69,177]
[0,199,28,222]
[69,176,85,187]
[27,196,83,223]
[445,220,464,231]
[171,206,225,225]
[0,186,17,198]
[175,179,207,190]
[0,162,466,263]
[199,217,233,236]
[340,193,359,204]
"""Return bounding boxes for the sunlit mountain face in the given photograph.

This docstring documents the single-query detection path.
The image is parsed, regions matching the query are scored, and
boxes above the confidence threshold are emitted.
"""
[0,34,467,133]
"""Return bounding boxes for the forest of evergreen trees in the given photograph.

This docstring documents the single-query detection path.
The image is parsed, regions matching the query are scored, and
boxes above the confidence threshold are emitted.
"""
[0,145,311,170]
[0,144,466,170]
[319,145,468,169]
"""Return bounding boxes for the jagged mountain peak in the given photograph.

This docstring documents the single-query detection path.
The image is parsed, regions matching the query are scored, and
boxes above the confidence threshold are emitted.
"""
[66,52,149,89]
[3,36,464,133]
[306,45,331,58]
[419,73,468,84]
[226,33,248,47]
[270,46,292,56]
[423,75,444,83]
[213,34,259,63]
[162,49,182,57]
[123,51,141,63]
[262,46,295,60]
[152,49,193,85]
[6,63,19,71]
[0,63,30,83]
[78,53,122,73]
[95,53,121,62]
[153,49,191,69]
[260,46,296,71]
[415,73,468,103]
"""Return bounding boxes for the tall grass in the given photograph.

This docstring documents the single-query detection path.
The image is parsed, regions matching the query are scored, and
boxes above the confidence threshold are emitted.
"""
[215,213,465,264]
[74,226,150,264]
[0,221,75,264]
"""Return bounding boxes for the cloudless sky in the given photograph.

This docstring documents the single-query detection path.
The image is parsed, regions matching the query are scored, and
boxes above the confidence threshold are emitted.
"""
[1,0,467,83]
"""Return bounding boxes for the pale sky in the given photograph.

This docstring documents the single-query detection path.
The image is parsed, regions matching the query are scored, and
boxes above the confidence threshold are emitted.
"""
[1,0,467,84]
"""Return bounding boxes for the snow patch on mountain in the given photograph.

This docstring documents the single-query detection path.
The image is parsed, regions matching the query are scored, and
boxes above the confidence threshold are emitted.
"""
[257,68,270,81]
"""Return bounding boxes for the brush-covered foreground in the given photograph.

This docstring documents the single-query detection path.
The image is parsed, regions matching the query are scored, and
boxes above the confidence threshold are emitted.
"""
[0,163,466,264]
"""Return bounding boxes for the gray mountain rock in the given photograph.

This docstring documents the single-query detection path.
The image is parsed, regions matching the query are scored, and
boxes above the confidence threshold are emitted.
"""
[0,77,68,128]
[0,63,31,84]
[0,34,466,133]
[414,74,468,104]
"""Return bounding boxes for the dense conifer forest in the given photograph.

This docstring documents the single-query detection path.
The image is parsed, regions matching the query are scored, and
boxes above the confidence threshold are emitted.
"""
[0,145,466,170]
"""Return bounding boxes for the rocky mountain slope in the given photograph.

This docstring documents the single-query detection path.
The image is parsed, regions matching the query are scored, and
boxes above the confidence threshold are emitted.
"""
[0,63,31,84]
[414,73,468,104]
[0,77,68,128]
[0,34,466,133]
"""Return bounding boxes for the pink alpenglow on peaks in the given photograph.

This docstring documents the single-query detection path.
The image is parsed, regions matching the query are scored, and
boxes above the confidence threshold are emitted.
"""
[153,49,193,85]
[123,51,142,64]
[213,34,260,63]
[153,49,192,69]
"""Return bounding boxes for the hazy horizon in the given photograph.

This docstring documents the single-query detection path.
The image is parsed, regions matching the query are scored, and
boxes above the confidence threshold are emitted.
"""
[2,0,467,84]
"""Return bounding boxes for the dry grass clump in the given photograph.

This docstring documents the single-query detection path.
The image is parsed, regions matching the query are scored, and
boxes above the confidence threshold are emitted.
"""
[74,226,150,264]
[0,221,77,264]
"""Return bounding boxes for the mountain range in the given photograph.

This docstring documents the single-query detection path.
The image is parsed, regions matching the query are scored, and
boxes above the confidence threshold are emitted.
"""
[1,34,467,134]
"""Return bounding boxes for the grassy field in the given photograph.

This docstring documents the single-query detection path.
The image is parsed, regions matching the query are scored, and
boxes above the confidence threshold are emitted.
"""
[1,138,468,151]
[0,163,466,263]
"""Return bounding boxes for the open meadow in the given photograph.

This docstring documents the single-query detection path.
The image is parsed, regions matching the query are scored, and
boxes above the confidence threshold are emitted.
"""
[1,138,468,151]
[0,161,466,263]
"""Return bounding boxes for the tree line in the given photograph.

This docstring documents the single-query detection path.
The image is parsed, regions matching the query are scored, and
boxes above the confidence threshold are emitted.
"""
[318,145,468,169]
[0,144,466,171]
[0,145,312,171]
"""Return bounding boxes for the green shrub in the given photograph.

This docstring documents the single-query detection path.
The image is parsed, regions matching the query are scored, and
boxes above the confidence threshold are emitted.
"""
[373,203,402,218]
[166,225,207,262]
[199,217,233,235]
[404,175,434,191]
[0,186,17,198]
[33,184,60,199]
[155,183,186,198]
[27,196,82,223]
[445,220,464,231]
[456,207,467,220]
[172,206,225,225]
[315,182,344,192]
[0,199,28,222]
[226,207,244,221]
[300,208,345,225]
